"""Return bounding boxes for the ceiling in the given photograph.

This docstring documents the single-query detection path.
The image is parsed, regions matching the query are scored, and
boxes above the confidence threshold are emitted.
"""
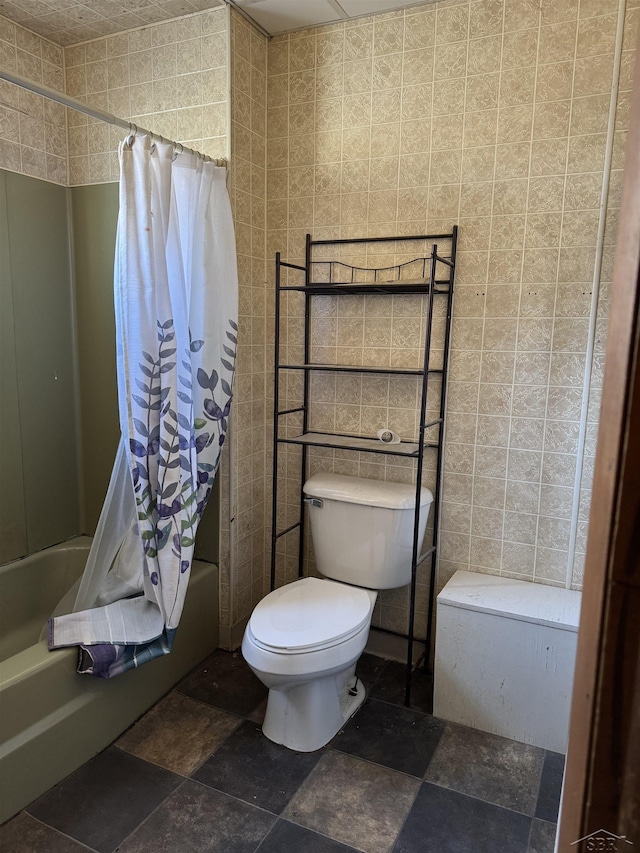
[232,0,431,36]
[0,0,430,46]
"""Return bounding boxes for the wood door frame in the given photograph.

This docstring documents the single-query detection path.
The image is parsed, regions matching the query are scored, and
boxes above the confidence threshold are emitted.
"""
[557,27,640,853]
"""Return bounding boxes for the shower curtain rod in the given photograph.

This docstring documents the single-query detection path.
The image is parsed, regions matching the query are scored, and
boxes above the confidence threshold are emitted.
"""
[0,68,227,167]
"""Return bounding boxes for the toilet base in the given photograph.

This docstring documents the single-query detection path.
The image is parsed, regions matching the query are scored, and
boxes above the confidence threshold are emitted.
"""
[262,663,366,752]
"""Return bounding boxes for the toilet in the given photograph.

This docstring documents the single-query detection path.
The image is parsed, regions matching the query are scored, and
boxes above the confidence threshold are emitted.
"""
[242,473,433,752]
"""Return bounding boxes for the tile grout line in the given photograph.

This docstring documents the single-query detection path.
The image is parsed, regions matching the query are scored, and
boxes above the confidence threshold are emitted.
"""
[22,812,99,853]
[107,776,192,853]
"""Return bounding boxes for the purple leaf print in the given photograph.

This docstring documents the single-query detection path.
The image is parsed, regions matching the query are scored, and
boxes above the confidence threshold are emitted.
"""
[181,561,189,573]
[178,434,192,450]
[158,499,181,518]
[161,482,179,499]
[130,439,146,457]
[134,418,148,436]
[204,399,223,420]
[195,433,209,453]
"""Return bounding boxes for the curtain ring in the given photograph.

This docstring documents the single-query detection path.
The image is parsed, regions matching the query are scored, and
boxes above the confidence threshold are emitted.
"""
[172,142,184,161]
[125,122,137,147]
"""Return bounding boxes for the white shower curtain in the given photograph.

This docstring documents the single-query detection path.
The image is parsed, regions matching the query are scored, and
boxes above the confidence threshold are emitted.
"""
[49,135,238,678]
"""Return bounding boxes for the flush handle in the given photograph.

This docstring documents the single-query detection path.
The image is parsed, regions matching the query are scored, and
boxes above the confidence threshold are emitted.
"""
[303,497,323,508]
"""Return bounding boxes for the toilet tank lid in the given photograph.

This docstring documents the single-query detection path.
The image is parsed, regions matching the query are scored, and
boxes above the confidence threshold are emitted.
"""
[304,473,433,509]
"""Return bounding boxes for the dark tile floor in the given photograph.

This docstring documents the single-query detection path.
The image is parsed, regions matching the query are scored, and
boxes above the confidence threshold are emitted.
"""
[1,650,564,853]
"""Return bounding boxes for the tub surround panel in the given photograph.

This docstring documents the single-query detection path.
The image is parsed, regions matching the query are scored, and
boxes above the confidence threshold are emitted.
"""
[0,171,27,564]
[0,170,80,563]
[70,182,120,535]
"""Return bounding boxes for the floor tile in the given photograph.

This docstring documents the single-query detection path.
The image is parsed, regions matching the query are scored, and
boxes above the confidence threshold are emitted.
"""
[394,782,531,853]
[258,819,362,852]
[116,690,241,776]
[193,719,321,814]
[333,697,444,777]
[248,696,267,725]
[178,649,267,717]
[356,652,388,689]
[118,780,275,853]
[535,751,565,823]
[369,660,433,714]
[283,750,420,853]
[0,812,90,853]
[424,723,544,815]
[528,818,557,853]
[26,746,181,853]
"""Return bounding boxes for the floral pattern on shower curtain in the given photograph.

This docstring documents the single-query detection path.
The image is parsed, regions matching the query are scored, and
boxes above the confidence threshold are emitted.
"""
[49,135,238,678]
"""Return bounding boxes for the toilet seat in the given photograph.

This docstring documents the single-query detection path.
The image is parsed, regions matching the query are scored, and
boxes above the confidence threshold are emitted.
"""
[248,577,373,655]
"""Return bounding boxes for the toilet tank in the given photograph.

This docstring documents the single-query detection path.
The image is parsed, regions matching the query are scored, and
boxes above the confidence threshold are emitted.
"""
[303,473,433,590]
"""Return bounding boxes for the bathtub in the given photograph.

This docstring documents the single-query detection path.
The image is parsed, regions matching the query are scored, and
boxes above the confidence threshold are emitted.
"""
[0,536,219,823]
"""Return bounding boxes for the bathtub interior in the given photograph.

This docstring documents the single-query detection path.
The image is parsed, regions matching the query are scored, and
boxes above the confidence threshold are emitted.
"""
[0,536,219,823]
[0,541,87,663]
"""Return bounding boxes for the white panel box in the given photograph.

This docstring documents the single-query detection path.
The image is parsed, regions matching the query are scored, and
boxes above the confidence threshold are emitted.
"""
[434,571,581,754]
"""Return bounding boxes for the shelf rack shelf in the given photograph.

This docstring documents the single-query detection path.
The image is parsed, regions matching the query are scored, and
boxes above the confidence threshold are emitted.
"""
[278,363,443,376]
[279,283,451,295]
[270,228,458,706]
[277,431,440,457]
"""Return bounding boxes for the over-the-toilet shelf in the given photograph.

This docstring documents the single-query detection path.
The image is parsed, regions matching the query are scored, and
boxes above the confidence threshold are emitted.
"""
[271,229,458,706]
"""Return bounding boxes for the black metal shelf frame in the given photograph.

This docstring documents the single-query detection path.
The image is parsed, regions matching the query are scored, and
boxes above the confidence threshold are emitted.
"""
[270,228,458,706]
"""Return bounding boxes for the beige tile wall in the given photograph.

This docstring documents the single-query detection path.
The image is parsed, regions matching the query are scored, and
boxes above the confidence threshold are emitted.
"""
[221,9,268,640]
[265,0,639,640]
[62,8,228,185]
[1,0,636,646]
[0,15,67,184]
[572,0,638,586]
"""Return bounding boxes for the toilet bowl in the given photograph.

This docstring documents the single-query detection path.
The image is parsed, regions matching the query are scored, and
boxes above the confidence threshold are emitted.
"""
[242,576,376,752]
[242,473,433,752]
